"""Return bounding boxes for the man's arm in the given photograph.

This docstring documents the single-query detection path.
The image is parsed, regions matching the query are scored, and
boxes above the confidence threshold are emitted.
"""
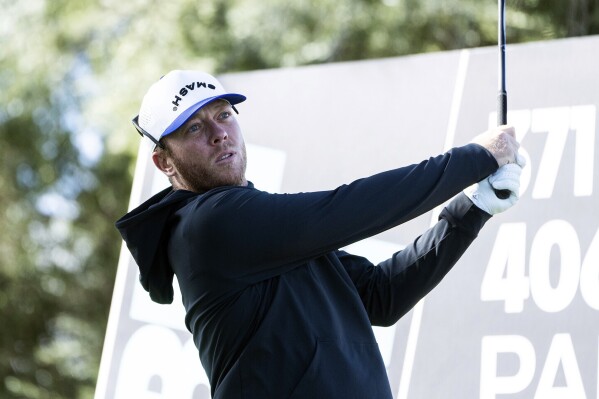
[340,193,491,326]
[340,158,524,325]
[189,144,498,283]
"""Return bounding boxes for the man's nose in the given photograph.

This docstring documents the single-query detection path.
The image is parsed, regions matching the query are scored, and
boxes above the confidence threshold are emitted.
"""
[209,123,228,145]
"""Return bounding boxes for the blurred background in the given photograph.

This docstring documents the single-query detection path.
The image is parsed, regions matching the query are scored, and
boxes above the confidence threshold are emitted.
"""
[1,0,598,397]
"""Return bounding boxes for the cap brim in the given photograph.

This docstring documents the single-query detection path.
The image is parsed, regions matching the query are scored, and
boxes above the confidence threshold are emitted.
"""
[161,93,246,138]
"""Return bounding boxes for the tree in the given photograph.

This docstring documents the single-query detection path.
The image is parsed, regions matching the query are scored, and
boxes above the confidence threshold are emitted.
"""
[0,2,133,397]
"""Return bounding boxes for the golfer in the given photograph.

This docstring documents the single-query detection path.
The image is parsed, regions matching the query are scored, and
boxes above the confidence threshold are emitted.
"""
[117,70,523,398]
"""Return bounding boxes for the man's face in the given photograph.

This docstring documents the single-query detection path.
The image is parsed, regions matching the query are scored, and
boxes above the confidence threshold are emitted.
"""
[156,100,248,192]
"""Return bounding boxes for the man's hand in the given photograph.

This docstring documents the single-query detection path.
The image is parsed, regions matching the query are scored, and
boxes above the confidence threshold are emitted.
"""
[471,125,519,167]
[464,162,523,215]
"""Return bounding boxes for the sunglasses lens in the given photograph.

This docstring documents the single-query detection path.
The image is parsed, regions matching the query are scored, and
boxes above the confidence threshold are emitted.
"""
[131,116,163,149]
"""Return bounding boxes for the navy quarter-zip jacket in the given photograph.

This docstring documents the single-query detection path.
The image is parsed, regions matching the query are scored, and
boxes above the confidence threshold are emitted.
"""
[116,143,498,398]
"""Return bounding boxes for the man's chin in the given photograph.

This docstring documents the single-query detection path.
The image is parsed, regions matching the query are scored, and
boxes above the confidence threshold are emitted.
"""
[184,174,246,193]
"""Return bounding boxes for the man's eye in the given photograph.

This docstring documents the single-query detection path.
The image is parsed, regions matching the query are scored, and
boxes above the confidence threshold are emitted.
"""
[187,123,201,133]
[219,111,231,120]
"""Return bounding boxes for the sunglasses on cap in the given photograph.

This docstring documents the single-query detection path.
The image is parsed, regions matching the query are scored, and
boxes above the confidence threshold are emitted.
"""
[131,116,165,150]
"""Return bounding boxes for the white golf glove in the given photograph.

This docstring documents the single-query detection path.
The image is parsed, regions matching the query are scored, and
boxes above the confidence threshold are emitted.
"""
[464,161,524,215]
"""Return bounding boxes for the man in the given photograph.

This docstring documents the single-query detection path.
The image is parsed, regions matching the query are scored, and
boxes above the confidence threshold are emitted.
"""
[117,70,523,398]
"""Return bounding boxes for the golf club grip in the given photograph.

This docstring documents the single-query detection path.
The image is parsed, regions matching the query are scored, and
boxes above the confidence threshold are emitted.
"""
[497,91,507,125]
[494,187,511,199]
[494,90,511,199]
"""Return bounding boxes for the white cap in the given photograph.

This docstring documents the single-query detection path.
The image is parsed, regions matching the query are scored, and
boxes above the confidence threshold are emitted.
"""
[136,70,246,143]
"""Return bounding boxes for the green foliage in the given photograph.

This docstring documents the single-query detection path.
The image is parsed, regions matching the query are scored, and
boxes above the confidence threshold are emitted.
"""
[1,0,596,397]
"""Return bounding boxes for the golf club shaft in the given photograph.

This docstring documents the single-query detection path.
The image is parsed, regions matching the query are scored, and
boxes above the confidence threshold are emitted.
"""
[497,0,508,126]
[495,0,511,199]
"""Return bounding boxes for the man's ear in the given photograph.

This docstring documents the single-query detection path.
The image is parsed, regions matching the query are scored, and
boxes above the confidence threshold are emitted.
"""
[152,150,176,177]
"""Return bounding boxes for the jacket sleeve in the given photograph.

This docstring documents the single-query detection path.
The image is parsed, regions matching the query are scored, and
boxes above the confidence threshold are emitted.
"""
[186,144,497,282]
[339,193,491,326]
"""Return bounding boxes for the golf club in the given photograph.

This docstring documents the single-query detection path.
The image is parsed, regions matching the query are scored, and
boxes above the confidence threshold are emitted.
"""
[495,0,512,200]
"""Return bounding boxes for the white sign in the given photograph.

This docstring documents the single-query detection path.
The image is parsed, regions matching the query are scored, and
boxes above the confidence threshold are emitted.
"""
[96,36,599,398]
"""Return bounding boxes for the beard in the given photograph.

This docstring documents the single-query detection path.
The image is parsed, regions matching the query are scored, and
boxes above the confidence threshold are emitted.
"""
[171,142,248,193]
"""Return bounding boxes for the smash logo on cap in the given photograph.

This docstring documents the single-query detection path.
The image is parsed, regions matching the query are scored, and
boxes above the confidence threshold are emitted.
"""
[171,81,217,110]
